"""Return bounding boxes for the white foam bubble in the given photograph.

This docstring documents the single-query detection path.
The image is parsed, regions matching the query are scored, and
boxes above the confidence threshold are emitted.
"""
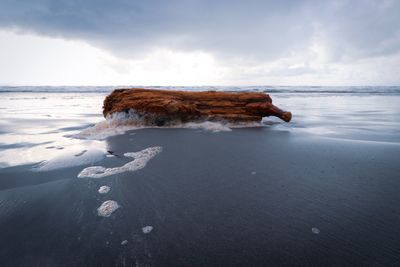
[142,226,153,234]
[121,240,128,245]
[97,200,120,217]
[311,227,320,234]
[98,186,111,194]
[78,146,162,178]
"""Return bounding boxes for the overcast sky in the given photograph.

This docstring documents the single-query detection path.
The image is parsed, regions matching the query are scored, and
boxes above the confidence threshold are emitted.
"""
[0,0,399,86]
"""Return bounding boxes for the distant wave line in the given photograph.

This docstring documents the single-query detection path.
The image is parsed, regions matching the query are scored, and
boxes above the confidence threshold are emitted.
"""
[1,86,400,95]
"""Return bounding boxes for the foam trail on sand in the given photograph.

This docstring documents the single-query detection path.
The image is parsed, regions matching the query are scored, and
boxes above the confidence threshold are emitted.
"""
[97,200,120,217]
[78,146,162,178]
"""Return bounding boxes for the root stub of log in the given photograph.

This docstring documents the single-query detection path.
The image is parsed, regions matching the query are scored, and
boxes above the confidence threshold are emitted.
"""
[103,88,292,125]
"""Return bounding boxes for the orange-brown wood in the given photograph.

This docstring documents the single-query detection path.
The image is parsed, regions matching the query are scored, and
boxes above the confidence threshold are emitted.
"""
[103,88,291,124]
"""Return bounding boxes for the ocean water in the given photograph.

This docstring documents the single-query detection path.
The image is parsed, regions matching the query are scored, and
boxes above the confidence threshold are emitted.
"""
[0,86,399,169]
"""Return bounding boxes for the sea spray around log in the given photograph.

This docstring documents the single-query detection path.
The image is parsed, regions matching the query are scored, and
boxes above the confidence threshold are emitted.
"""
[73,88,291,140]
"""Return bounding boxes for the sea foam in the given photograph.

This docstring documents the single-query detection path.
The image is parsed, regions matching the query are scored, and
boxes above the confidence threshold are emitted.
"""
[72,112,141,140]
[180,121,231,132]
[73,110,258,140]
[312,227,320,234]
[97,200,120,217]
[142,226,153,234]
[98,186,111,194]
[77,146,162,178]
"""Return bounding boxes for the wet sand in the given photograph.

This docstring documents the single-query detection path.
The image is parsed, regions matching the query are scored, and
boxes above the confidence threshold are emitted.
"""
[1,127,400,266]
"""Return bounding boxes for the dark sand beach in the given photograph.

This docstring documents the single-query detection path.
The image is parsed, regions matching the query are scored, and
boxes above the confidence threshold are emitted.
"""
[1,126,400,266]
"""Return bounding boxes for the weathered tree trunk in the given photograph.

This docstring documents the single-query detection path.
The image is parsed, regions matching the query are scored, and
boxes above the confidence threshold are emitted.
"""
[103,88,291,125]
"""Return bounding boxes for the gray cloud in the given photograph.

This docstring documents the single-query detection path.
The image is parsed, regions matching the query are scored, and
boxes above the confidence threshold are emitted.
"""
[0,0,399,63]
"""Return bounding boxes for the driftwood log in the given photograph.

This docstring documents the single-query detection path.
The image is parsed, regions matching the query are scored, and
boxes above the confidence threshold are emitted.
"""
[103,88,292,125]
